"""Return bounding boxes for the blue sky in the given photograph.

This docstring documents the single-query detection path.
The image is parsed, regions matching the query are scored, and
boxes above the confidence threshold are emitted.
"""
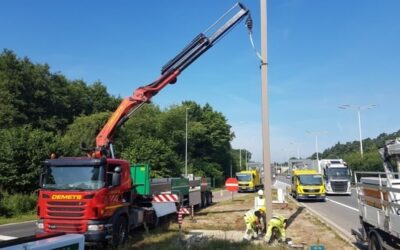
[1,0,399,162]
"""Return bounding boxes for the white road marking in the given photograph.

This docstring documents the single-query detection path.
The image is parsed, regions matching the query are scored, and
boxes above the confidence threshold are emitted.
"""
[325,198,359,212]
[0,235,17,240]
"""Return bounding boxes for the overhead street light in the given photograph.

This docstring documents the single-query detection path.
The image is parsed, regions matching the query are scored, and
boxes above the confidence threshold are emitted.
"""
[338,104,377,158]
[306,131,327,161]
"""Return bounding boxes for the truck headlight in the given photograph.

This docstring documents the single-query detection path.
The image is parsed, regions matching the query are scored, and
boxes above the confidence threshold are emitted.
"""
[36,221,44,230]
[88,224,105,231]
[325,183,331,191]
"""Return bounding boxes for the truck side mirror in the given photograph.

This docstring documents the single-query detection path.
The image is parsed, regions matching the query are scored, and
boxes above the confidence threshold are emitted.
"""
[39,167,46,187]
[112,167,122,187]
[39,173,44,187]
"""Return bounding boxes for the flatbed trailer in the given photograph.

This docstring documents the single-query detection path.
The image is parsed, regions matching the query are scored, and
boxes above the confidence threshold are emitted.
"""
[352,139,400,250]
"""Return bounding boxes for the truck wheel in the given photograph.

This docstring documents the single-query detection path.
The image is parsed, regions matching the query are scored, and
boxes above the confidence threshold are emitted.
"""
[368,232,383,250]
[113,216,128,247]
[148,213,159,229]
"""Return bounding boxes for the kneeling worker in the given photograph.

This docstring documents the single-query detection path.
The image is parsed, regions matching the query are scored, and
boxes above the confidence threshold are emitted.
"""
[264,215,287,243]
[243,208,265,241]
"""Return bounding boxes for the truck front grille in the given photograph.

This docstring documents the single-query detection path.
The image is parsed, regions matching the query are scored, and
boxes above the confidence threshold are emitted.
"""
[46,201,87,220]
[331,181,348,192]
[303,188,320,193]
[46,221,85,233]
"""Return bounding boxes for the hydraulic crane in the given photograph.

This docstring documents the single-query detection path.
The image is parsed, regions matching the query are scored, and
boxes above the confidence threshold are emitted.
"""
[95,2,253,158]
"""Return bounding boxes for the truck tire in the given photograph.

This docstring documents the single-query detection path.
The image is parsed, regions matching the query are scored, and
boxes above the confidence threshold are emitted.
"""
[112,216,128,247]
[148,213,159,229]
[368,231,383,250]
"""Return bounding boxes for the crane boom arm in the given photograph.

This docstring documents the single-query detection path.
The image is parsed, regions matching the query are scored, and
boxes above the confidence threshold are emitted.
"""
[95,3,251,156]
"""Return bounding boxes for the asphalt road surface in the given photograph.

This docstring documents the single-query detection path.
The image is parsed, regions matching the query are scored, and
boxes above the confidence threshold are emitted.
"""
[0,221,36,241]
[276,176,360,239]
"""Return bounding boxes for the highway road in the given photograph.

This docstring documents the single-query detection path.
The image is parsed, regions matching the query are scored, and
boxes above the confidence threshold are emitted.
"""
[276,176,360,240]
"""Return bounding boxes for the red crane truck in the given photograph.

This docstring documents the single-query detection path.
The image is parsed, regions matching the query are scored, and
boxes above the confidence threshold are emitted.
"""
[35,3,253,247]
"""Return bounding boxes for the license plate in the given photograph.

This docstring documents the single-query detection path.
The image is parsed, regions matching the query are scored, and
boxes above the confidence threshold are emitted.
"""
[308,195,316,197]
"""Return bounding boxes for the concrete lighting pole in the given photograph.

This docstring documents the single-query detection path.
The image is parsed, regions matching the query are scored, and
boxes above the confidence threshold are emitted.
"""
[306,131,327,161]
[260,0,273,223]
[185,107,190,177]
[339,104,377,158]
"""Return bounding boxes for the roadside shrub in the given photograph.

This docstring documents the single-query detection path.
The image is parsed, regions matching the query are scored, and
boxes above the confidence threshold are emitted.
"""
[0,192,37,217]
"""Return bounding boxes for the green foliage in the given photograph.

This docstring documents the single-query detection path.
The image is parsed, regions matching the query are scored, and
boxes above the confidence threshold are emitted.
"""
[343,151,383,172]
[121,136,181,178]
[318,130,400,171]
[0,49,119,132]
[0,126,59,193]
[0,50,240,195]
[61,112,111,156]
[0,191,37,217]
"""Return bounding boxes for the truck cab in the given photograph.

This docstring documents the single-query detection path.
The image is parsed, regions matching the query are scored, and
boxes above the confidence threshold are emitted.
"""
[318,159,352,195]
[235,169,263,192]
[291,169,326,201]
[36,157,156,246]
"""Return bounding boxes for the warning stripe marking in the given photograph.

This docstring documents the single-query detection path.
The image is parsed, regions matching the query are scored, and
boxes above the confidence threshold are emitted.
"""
[178,207,190,214]
[153,194,179,203]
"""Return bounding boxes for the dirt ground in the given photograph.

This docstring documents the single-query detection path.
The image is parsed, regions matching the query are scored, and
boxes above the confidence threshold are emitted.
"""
[181,194,354,249]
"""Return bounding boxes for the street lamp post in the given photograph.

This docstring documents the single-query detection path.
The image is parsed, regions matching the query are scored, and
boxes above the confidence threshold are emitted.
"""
[185,107,189,177]
[339,104,376,158]
[306,131,327,161]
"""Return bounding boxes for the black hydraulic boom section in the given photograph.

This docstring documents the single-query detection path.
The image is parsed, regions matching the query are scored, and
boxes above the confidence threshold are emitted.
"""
[157,2,250,84]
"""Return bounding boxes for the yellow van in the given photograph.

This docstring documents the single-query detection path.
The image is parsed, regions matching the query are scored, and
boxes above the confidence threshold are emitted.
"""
[291,169,326,201]
[236,169,263,192]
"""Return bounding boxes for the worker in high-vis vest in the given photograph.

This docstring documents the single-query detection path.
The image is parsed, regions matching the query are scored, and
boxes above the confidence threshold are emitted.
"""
[254,189,266,233]
[243,208,264,241]
[264,215,287,243]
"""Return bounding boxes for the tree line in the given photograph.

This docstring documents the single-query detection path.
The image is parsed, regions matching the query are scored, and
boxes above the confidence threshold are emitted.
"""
[306,130,400,171]
[0,50,249,194]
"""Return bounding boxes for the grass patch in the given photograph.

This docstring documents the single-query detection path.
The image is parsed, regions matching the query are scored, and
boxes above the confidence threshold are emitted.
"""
[0,212,36,225]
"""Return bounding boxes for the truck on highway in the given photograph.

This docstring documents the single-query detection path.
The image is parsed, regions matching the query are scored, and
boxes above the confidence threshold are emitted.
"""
[352,138,400,250]
[236,169,263,192]
[35,3,253,247]
[314,159,352,195]
[290,169,326,201]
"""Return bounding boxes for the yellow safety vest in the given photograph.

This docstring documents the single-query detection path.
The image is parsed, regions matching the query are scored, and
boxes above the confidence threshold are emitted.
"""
[244,209,258,224]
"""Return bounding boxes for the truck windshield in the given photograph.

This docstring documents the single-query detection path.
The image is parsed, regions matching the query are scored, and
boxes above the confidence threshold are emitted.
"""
[236,174,251,182]
[298,175,322,186]
[42,165,105,190]
[327,168,349,177]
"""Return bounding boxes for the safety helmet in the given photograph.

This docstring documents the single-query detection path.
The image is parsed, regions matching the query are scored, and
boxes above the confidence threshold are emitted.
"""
[258,189,264,196]
[258,207,266,213]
